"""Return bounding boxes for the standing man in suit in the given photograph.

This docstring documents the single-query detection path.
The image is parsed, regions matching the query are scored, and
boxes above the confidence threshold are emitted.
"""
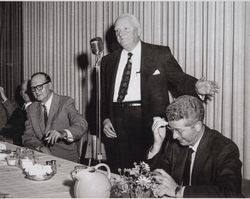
[22,72,88,162]
[148,95,243,198]
[101,13,219,172]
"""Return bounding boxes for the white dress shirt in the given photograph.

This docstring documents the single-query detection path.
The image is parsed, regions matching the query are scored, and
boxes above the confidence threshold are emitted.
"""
[23,102,32,110]
[113,41,141,102]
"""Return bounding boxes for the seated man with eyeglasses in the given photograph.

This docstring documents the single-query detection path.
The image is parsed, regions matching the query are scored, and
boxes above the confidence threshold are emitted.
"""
[22,72,88,162]
[147,95,244,198]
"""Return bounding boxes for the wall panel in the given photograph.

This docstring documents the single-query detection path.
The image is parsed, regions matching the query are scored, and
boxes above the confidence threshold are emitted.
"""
[0,2,22,99]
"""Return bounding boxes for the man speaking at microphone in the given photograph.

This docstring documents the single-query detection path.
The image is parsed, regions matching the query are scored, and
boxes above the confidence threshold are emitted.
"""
[100,13,219,172]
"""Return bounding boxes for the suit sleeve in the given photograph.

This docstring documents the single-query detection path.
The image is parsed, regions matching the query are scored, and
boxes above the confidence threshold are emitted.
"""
[2,99,17,119]
[64,98,88,141]
[146,138,172,173]
[100,56,110,121]
[184,143,244,198]
[163,47,199,98]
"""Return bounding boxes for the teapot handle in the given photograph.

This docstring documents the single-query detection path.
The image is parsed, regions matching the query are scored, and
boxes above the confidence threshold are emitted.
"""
[94,163,111,179]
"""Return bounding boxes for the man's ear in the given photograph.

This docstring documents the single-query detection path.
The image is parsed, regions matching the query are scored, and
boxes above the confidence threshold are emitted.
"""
[194,121,203,131]
[49,82,53,90]
[137,27,142,37]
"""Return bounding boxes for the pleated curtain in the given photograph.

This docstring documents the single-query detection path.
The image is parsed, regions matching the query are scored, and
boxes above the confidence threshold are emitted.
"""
[21,1,250,179]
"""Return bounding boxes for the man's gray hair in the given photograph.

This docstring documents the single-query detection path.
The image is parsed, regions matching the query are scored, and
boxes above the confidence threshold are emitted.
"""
[165,95,204,125]
[115,13,141,28]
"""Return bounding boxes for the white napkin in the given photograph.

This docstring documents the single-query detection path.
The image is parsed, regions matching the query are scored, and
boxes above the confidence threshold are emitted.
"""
[0,143,7,150]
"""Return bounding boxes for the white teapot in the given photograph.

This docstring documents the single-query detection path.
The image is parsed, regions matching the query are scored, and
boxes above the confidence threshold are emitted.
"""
[71,163,111,198]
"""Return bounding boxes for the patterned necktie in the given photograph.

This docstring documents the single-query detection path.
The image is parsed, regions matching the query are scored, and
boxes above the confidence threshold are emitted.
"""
[117,52,133,102]
[42,104,48,127]
[183,148,194,186]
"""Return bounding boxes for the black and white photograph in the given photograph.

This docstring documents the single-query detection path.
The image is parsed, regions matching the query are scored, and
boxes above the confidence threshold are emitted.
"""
[0,1,249,198]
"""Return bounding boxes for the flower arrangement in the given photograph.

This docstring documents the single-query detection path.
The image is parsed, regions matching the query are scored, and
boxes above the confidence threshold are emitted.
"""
[110,162,157,198]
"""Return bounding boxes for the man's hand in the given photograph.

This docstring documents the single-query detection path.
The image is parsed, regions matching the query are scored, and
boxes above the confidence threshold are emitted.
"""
[152,117,168,146]
[0,86,7,102]
[103,118,117,138]
[152,169,180,198]
[148,117,168,159]
[44,130,66,145]
[195,77,219,97]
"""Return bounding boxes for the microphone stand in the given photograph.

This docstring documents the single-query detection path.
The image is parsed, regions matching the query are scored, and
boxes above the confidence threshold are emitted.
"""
[94,52,103,163]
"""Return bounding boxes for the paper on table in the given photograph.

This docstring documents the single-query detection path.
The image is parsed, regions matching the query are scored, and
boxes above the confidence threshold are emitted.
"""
[0,143,6,150]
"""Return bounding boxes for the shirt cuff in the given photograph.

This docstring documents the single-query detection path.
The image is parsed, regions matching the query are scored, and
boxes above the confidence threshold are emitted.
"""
[198,94,205,101]
[147,149,155,159]
[63,129,73,142]
[180,186,185,197]
[1,99,7,103]
[35,146,43,152]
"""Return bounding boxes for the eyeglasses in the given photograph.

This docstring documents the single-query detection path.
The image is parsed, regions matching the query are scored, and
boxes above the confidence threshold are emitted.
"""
[166,123,196,136]
[31,81,50,92]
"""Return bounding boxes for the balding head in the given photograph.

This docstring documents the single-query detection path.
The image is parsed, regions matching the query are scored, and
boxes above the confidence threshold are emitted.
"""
[114,13,142,51]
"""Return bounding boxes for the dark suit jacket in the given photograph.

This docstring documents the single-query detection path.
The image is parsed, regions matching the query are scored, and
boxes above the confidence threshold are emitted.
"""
[22,93,88,162]
[101,41,198,128]
[0,99,17,131]
[148,126,243,198]
[1,106,27,145]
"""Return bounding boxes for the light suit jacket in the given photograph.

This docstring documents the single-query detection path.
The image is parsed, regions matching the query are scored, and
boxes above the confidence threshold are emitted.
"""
[22,93,88,162]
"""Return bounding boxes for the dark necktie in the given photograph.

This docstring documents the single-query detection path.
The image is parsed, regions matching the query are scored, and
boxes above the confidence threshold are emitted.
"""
[42,104,48,127]
[117,52,133,102]
[183,148,194,186]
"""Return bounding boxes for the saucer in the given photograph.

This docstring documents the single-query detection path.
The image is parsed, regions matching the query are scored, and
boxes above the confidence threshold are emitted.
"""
[24,172,54,181]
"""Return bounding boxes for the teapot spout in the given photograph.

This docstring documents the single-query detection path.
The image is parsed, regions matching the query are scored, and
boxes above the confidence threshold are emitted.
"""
[71,170,78,180]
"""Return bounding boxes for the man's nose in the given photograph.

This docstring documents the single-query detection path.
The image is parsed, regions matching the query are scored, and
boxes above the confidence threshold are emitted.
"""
[34,89,40,94]
[117,30,125,37]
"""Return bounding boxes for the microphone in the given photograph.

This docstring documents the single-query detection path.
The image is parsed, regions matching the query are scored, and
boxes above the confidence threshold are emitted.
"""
[90,37,104,56]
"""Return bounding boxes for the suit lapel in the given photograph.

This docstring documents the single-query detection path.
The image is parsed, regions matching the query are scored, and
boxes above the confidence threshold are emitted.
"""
[140,42,159,101]
[110,50,122,101]
[35,103,45,135]
[45,93,59,132]
[172,144,189,185]
[191,127,211,184]
[140,42,157,79]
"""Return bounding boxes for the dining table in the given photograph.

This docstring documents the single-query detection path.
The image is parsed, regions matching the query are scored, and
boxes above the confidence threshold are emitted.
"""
[0,141,82,198]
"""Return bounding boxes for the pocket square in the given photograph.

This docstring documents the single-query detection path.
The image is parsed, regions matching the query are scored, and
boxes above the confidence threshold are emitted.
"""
[153,69,160,75]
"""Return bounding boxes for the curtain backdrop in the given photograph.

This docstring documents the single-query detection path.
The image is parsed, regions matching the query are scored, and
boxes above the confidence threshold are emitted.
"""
[0,2,22,99]
[22,1,250,179]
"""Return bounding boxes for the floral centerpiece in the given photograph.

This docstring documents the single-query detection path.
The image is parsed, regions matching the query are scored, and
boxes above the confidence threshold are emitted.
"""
[110,162,158,198]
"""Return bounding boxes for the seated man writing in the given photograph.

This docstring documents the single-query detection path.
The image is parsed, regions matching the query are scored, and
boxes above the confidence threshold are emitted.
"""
[22,72,88,162]
[148,95,244,197]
